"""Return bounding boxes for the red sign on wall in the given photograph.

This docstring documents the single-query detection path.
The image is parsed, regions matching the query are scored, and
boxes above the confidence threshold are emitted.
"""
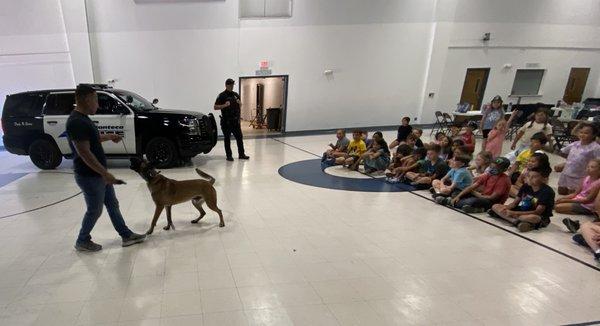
[260,60,270,69]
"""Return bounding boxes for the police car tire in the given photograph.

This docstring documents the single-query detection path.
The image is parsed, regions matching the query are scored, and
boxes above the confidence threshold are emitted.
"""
[29,138,63,170]
[146,137,179,169]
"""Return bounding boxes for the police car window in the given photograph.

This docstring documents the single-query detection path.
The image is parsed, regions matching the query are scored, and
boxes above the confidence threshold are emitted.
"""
[45,93,75,115]
[96,93,124,115]
[114,91,155,111]
[4,93,44,117]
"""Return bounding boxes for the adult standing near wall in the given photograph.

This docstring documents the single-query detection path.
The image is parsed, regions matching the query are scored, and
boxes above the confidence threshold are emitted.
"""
[214,78,250,161]
[480,95,505,152]
[67,84,146,252]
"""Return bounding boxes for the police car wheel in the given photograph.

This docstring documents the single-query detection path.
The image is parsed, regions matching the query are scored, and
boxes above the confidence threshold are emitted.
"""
[29,139,62,170]
[146,137,178,169]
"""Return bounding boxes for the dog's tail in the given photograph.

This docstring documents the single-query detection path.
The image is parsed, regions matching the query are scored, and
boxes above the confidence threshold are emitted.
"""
[195,168,216,185]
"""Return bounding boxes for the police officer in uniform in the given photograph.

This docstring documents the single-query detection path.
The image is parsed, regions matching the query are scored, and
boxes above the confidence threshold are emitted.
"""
[214,78,249,161]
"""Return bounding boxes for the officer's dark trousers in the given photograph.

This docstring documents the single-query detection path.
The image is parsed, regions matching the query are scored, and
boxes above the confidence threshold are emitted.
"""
[221,119,246,158]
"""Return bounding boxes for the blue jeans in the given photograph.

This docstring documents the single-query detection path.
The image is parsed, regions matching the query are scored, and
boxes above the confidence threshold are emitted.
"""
[75,174,132,244]
[455,194,493,210]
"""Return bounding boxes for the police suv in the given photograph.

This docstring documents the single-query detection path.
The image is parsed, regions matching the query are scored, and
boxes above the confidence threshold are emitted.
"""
[1,84,218,169]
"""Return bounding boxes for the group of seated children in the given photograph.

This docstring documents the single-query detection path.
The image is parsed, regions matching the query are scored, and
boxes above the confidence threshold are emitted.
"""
[322,116,600,260]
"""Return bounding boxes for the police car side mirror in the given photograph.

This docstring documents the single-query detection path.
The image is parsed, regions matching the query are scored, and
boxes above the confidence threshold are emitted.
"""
[152,98,159,105]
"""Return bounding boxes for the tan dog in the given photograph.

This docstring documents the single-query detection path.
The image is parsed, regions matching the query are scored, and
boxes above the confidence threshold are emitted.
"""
[130,158,224,234]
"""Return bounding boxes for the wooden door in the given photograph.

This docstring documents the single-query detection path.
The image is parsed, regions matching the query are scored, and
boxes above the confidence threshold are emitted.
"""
[563,68,590,104]
[460,68,490,111]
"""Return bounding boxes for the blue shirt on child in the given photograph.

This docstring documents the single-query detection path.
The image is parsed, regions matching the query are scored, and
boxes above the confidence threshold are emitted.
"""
[446,167,472,190]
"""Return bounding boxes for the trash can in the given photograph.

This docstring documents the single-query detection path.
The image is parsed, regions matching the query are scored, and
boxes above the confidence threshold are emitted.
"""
[266,108,282,131]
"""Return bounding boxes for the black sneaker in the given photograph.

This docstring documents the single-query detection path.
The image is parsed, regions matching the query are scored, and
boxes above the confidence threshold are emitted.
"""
[435,196,449,205]
[595,252,600,261]
[517,222,533,233]
[572,233,589,247]
[462,205,485,214]
[429,188,436,195]
[562,218,580,233]
[122,233,146,247]
[226,157,234,162]
[239,155,250,160]
[75,241,102,252]
[487,210,500,219]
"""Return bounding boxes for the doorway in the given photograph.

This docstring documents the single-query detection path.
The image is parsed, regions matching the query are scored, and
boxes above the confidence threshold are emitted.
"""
[459,68,490,111]
[563,68,590,104]
[239,75,288,136]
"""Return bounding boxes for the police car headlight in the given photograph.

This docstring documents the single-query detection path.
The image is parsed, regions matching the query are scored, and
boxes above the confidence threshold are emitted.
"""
[179,117,200,135]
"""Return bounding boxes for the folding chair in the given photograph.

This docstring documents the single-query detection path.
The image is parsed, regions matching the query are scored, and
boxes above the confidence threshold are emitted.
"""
[442,113,454,131]
[430,111,446,136]
[551,119,578,152]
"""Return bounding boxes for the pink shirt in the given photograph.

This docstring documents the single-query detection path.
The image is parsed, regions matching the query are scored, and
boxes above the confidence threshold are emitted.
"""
[574,176,600,210]
[485,128,506,157]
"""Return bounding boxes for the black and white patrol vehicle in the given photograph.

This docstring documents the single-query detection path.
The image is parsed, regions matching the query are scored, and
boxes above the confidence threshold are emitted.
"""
[1,84,218,169]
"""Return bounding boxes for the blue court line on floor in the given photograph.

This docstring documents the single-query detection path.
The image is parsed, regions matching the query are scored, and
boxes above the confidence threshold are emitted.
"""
[0,173,28,187]
[272,138,600,274]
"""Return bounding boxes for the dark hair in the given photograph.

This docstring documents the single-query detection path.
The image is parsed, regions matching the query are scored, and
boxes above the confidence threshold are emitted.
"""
[529,166,551,178]
[530,132,548,145]
[435,132,445,140]
[452,139,465,147]
[427,144,441,153]
[530,152,551,172]
[454,154,471,166]
[396,144,413,157]
[526,107,549,131]
[413,128,423,134]
[579,122,600,137]
[477,151,493,164]
[402,117,411,123]
[373,131,383,138]
[75,84,96,103]
[406,133,417,141]
[352,130,362,135]
[414,147,427,159]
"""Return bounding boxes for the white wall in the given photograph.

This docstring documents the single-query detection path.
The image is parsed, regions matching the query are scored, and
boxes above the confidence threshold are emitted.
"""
[2,0,600,133]
[425,0,600,122]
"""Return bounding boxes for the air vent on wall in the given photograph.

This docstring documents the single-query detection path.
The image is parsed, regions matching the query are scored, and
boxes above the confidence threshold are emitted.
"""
[240,0,292,18]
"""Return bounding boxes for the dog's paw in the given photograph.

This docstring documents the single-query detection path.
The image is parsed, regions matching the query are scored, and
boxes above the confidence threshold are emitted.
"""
[191,219,199,224]
[219,222,225,227]
[146,229,154,235]
[163,225,171,231]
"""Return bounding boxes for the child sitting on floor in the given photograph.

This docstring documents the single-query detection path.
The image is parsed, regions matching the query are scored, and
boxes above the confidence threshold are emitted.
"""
[460,121,477,153]
[432,132,446,145]
[387,144,413,172]
[413,128,425,148]
[323,129,350,161]
[485,110,519,158]
[439,157,512,213]
[432,155,473,199]
[507,132,548,184]
[449,124,461,140]
[439,135,453,160]
[450,139,465,159]
[389,117,413,150]
[404,144,449,189]
[558,159,600,233]
[336,130,367,167]
[572,220,600,261]
[362,138,391,174]
[468,151,493,179]
[386,147,427,182]
[555,122,600,195]
[509,151,550,198]
[352,132,388,170]
[488,166,555,232]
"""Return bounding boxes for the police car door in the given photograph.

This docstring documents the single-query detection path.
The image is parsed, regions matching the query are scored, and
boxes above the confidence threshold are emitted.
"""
[92,92,136,154]
[43,92,75,155]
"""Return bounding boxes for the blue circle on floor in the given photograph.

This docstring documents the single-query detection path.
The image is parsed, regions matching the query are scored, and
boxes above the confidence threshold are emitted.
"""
[278,159,414,192]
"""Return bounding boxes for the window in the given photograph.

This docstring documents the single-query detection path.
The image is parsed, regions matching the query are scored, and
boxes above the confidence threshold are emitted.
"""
[511,69,545,96]
[3,93,44,117]
[44,93,75,116]
[97,93,128,115]
[240,0,292,18]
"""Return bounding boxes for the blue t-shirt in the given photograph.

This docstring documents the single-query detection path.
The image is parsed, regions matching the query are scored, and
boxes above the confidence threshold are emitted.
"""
[445,167,472,190]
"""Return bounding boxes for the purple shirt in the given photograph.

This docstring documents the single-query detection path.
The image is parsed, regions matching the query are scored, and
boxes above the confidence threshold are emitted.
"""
[561,141,600,178]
